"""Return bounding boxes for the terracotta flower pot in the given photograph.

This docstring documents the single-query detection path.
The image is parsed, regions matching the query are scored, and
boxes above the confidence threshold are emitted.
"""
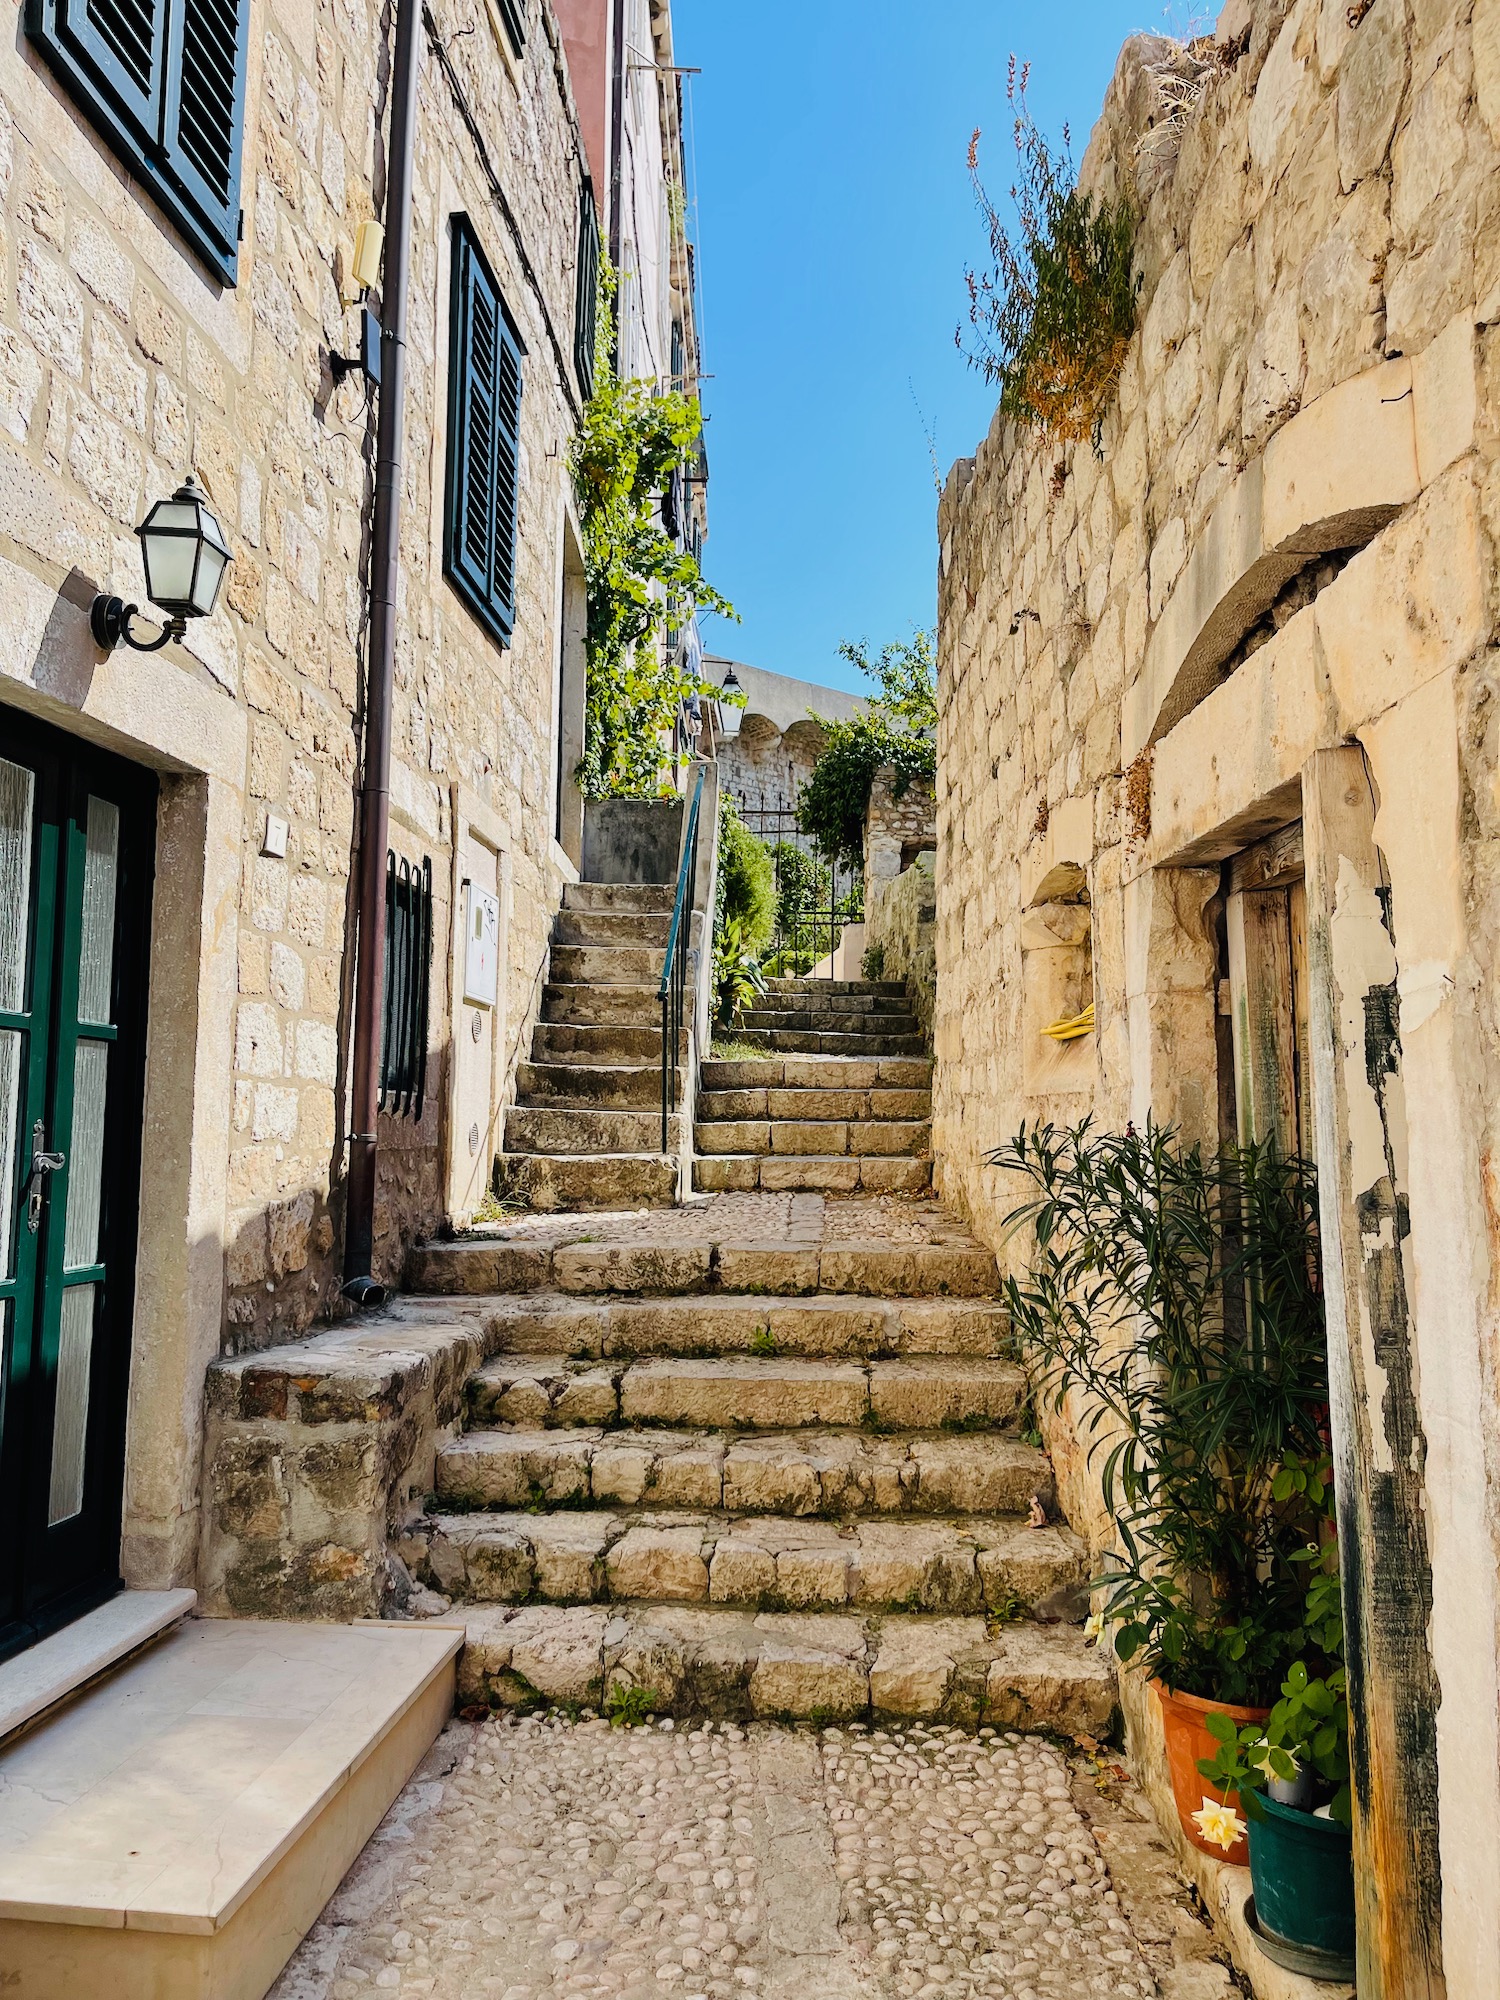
[1153,1679,1271,1868]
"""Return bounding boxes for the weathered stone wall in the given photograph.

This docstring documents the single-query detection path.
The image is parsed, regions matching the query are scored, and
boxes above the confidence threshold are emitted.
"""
[935,0,1500,1981]
[0,0,592,1356]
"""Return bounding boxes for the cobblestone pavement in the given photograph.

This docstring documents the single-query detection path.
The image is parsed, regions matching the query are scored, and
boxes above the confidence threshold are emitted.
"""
[272,1714,1222,2000]
[466,1194,985,1254]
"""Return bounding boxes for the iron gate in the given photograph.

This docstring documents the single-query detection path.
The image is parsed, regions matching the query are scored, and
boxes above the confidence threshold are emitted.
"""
[730,786,863,979]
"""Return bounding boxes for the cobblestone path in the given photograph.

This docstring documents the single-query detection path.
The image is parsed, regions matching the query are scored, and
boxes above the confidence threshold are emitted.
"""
[272,1713,1218,2000]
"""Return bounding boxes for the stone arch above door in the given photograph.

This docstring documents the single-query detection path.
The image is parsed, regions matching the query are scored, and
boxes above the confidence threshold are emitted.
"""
[1124,324,1477,761]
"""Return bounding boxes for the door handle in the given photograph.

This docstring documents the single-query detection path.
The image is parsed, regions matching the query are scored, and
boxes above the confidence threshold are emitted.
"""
[24,1119,66,1235]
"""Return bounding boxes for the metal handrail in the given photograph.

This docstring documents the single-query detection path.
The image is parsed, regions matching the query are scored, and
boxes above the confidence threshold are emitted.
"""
[659,764,706,1154]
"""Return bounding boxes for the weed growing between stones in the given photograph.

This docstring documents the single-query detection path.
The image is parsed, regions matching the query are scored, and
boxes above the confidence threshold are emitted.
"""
[605,1679,661,1728]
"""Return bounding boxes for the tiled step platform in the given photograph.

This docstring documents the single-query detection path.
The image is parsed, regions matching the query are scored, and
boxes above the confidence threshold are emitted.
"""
[0,1616,459,2000]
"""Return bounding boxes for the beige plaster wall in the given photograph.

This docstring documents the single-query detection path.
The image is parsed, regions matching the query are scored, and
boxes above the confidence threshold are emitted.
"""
[935,1,1500,1985]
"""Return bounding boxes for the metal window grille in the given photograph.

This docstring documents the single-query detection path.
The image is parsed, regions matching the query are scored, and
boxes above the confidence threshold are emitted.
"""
[495,0,525,55]
[380,852,432,1118]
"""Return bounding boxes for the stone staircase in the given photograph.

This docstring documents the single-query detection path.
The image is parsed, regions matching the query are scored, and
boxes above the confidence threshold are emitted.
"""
[694,975,933,1194]
[496,882,687,1210]
[395,1199,1115,1735]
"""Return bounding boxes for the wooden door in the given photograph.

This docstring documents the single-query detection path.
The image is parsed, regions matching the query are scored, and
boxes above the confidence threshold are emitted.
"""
[1225,821,1314,1160]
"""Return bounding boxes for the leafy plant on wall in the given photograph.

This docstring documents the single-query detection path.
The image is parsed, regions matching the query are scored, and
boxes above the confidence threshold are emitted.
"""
[962,59,1140,446]
[796,630,937,870]
[572,261,734,797]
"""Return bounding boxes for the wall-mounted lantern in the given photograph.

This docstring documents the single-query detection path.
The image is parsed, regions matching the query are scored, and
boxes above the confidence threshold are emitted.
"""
[90,476,233,652]
[716,662,744,739]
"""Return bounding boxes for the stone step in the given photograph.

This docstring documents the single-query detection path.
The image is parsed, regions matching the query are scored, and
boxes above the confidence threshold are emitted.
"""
[741,1008,920,1036]
[411,1508,1086,1619]
[503,1104,684,1156]
[542,982,666,1027]
[553,910,675,948]
[533,1022,688,1065]
[409,1234,996,1298]
[732,1029,928,1057]
[490,1153,679,1212]
[517,1061,684,1109]
[435,1422,1045,1517]
[459,1352,1026,1432]
[483,1290,1009,1360]
[700,1054,932,1091]
[563,881,676,913]
[697,1086,931,1122]
[754,992,914,1017]
[693,1155,934,1195]
[763,978,908,999]
[454,1604,1118,1735]
[694,1118,932,1158]
[550,943,669,987]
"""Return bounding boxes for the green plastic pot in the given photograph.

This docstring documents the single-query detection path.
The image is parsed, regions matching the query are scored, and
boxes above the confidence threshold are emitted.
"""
[1244,1786,1355,1967]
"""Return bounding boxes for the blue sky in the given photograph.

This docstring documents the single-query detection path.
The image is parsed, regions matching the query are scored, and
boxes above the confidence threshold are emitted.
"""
[676,0,1201,698]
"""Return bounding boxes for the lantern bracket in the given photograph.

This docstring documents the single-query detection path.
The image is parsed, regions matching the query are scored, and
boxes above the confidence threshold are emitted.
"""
[89,597,186,654]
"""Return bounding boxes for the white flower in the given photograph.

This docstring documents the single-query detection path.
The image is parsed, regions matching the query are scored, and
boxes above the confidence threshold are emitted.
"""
[1191,1796,1248,1853]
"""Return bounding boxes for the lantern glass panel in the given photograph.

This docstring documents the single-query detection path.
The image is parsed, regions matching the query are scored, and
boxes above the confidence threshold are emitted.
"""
[191,543,229,616]
[139,502,202,610]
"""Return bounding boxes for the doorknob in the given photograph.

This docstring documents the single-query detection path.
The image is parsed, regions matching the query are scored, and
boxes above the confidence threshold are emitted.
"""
[24,1119,66,1235]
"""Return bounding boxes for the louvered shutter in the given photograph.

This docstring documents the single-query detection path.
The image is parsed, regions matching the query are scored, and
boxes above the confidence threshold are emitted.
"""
[27,0,246,282]
[161,0,249,272]
[574,183,600,398]
[444,219,525,648]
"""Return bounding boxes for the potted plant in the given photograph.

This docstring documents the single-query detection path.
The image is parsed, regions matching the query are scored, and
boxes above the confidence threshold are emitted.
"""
[992,1120,1331,1867]
[1197,1571,1355,1978]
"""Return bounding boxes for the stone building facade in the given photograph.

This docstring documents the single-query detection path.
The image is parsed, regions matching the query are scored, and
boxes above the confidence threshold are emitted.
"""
[863,768,936,1038]
[0,0,699,1654]
[934,0,1500,1988]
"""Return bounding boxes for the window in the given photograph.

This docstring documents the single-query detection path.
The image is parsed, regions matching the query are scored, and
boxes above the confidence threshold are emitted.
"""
[494,0,525,56]
[26,0,248,283]
[574,183,600,399]
[444,217,525,648]
[380,853,432,1120]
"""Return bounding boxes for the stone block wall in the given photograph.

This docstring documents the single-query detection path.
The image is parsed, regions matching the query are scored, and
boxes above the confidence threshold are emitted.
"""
[863,767,936,1033]
[0,0,592,1352]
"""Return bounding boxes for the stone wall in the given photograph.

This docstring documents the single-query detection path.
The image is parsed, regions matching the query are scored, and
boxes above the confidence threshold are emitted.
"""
[863,767,937,1036]
[935,0,1500,1982]
[0,0,592,1355]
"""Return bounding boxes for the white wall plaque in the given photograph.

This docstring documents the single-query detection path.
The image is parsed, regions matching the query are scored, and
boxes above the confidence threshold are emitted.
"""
[463,881,500,1007]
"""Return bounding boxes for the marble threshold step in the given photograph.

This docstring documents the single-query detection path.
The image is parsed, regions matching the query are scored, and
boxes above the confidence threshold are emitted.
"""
[408,1234,996,1298]
[0,1588,197,1745]
[479,1288,1010,1359]
[0,1617,460,2000]
[693,1154,933,1194]
[449,1602,1117,1737]
[435,1422,1048,1517]
[456,1351,1027,1432]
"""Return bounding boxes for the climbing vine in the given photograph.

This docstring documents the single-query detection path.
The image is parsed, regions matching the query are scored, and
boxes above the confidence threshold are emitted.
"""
[571,262,734,797]
[796,631,937,870]
[961,59,1140,446]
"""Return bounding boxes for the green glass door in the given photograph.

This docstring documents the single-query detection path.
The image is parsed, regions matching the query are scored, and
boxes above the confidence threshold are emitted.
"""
[0,707,155,1661]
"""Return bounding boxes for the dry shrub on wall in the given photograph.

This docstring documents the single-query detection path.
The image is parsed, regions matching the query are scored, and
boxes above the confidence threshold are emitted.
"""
[962,59,1141,447]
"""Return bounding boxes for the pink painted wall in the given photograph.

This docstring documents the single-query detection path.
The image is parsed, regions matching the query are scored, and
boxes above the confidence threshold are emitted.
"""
[554,0,611,195]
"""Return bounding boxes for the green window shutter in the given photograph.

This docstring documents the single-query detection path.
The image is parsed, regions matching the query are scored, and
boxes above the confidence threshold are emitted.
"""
[495,0,525,56]
[26,0,247,283]
[444,218,525,648]
[574,183,600,399]
[160,0,250,272]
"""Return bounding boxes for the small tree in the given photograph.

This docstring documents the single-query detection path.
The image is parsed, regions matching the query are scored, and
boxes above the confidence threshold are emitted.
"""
[715,796,774,955]
[797,630,937,870]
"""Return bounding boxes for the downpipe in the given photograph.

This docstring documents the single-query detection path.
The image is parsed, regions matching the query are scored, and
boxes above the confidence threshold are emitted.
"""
[343,0,421,1308]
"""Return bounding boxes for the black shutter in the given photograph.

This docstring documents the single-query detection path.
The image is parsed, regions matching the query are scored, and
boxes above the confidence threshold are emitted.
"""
[26,0,246,283]
[445,218,525,648]
[574,183,600,398]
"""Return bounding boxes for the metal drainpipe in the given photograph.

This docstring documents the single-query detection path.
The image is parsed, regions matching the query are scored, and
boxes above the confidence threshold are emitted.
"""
[608,0,626,270]
[342,0,422,1307]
